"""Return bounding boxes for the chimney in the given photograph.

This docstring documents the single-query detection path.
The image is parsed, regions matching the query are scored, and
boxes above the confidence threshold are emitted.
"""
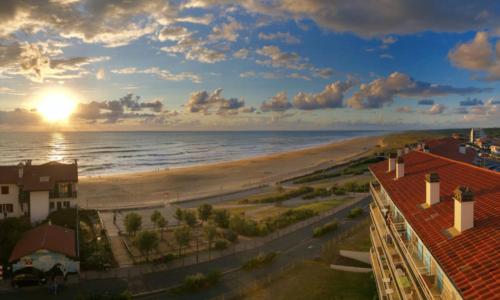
[425,173,440,206]
[74,159,78,165]
[395,157,404,179]
[26,159,32,166]
[397,149,403,157]
[423,145,430,153]
[454,186,474,233]
[17,162,24,178]
[459,144,466,155]
[404,145,410,154]
[387,153,396,172]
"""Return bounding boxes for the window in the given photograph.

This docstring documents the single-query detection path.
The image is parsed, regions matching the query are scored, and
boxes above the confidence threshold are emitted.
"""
[63,201,70,208]
[437,268,444,293]
[50,202,55,210]
[57,202,62,210]
[1,186,9,194]
[5,204,13,213]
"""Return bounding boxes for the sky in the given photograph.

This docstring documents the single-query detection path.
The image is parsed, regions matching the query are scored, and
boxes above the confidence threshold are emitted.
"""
[0,0,499,131]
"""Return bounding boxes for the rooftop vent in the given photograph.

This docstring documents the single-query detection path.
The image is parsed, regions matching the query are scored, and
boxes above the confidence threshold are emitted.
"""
[423,145,430,153]
[453,186,474,233]
[459,144,466,155]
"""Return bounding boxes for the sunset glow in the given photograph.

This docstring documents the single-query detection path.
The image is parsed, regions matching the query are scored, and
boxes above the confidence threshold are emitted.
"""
[37,92,76,122]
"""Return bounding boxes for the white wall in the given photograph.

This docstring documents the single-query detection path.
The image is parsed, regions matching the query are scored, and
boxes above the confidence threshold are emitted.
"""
[0,184,21,219]
[30,191,50,223]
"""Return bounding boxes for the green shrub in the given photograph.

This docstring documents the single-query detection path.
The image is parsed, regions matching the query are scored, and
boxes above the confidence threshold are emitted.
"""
[347,207,364,219]
[214,239,228,250]
[229,214,260,236]
[182,270,221,292]
[212,209,230,228]
[248,186,314,204]
[266,208,317,230]
[302,188,331,200]
[242,252,278,270]
[313,220,338,237]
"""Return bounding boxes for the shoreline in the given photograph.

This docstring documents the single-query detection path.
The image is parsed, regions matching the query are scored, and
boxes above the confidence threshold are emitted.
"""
[78,134,375,179]
[78,134,384,209]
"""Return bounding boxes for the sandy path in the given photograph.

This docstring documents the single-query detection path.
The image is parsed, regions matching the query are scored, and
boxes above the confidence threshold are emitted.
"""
[77,135,382,209]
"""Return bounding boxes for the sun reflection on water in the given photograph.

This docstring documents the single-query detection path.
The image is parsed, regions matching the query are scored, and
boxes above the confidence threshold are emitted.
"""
[47,132,66,162]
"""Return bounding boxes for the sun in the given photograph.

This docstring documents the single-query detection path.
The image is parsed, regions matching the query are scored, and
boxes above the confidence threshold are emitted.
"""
[37,91,76,122]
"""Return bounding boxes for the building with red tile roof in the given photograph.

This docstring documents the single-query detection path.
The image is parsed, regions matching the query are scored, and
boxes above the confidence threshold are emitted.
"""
[0,161,78,223]
[9,223,79,275]
[368,150,500,300]
[424,138,477,164]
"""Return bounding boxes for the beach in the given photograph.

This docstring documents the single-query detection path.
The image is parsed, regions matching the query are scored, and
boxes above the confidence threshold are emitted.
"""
[78,135,382,209]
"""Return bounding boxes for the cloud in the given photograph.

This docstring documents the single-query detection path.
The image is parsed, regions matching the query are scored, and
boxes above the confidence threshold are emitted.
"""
[158,26,191,42]
[0,41,109,82]
[382,36,397,44]
[175,14,214,25]
[96,68,106,80]
[0,108,41,125]
[258,32,300,44]
[190,1,500,37]
[346,72,489,109]
[449,32,500,80]
[380,54,394,59]
[396,106,413,113]
[454,107,469,114]
[460,97,483,106]
[293,80,354,110]
[208,20,243,42]
[112,67,201,83]
[261,91,292,112]
[75,94,164,123]
[0,87,25,96]
[311,67,334,79]
[185,88,252,114]
[233,48,249,59]
[256,45,310,70]
[417,99,434,105]
[161,36,226,63]
[423,104,446,115]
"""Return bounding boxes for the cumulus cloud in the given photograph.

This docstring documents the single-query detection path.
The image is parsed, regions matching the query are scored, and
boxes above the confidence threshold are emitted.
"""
[158,26,191,42]
[256,45,310,70]
[261,91,292,112]
[460,97,483,106]
[311,67,334,79]
[423,104,446,115]
[449,32,500,80]
[293,80,354,110]
[417,99,434,105]
[74,94,164,123]
[185,88,252,114]
[346,72,489,109]
[454,107,469,114]
[96,68,106,80]
[258,32,300,44]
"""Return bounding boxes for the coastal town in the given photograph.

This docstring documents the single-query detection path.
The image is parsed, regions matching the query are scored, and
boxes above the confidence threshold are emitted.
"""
[0,129,498,299]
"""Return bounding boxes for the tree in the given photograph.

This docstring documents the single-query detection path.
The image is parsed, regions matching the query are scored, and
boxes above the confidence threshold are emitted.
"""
[183,210,197,227]
[197,204,213,224]
[124,212,142,236]
[213,209,230,228]
[174,208,184,223]
[157,216,167,240]
[136,231,159,262]
[174,225,191,257]
[203,223,217,260]
[150,210,168,240]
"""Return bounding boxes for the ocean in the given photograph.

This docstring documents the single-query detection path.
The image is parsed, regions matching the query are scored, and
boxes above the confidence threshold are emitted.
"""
[0,131,384,175]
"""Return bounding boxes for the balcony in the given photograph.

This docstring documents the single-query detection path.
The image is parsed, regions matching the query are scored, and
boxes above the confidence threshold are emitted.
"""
[370,226,401,300]
[370,203,420,299]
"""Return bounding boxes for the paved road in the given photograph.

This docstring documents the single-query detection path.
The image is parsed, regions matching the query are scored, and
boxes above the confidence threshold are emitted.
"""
[0,196,371,300]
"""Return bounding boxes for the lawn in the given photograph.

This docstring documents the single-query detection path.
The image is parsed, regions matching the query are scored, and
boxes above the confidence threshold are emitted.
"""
[295,198,345,214]
[243,260,376,300]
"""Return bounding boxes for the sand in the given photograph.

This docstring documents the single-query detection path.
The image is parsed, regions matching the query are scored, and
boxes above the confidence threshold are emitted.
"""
[78,135,382,209]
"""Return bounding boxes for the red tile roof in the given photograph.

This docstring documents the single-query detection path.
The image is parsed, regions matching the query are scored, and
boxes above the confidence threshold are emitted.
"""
[370,151,500,299]
[0,161,78,191]
[425,138,477,164]
[9,223,76,262]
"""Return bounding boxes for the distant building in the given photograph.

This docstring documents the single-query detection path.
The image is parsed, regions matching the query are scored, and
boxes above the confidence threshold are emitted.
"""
[423,138,477,164]
[491,145,500,155]
[9,223,79,276]
[369,151,500,299]
[0,161,78,223]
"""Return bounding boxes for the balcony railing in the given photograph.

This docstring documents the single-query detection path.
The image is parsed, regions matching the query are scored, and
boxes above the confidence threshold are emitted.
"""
[370,226,401,300]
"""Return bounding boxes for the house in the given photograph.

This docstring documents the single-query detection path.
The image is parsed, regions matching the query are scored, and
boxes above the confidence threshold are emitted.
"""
[0,160,78,223]
[424,138,477,164]
[491,144,500,155]
[9,223,79,276]
[369,151,500,299]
